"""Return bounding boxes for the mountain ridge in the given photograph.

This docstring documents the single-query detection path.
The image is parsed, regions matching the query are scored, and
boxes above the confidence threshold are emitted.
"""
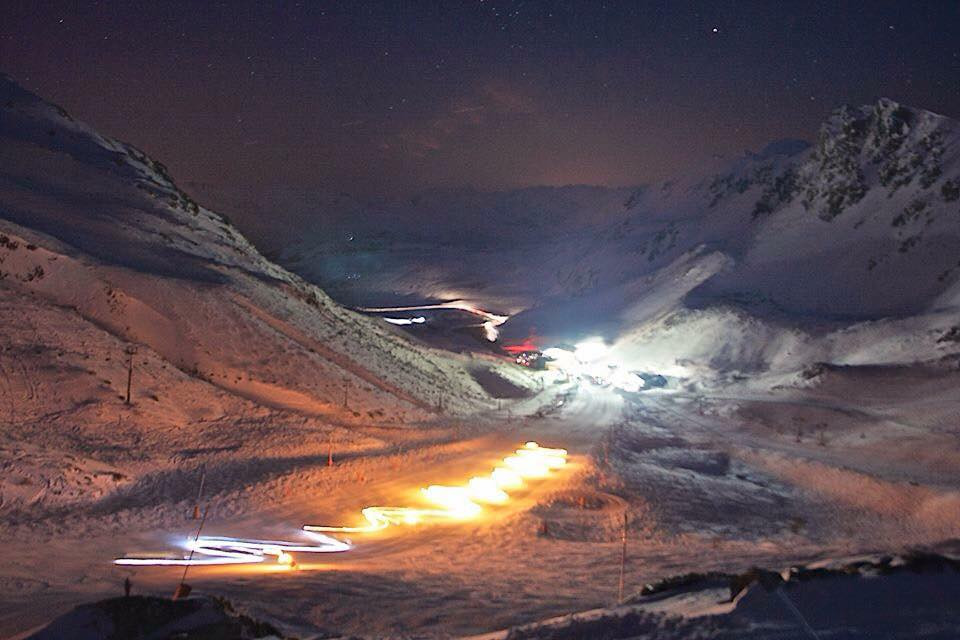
[272,96,960,378]
[0,74,534,516]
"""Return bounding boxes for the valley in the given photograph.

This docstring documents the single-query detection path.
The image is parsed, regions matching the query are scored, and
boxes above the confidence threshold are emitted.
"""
[2,70,960,639]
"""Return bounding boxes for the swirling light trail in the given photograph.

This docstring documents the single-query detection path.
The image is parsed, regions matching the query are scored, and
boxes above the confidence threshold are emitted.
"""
[358,301,509,326]
[114,532,350,566]
[359,301,509,342]
[114,442,567,567]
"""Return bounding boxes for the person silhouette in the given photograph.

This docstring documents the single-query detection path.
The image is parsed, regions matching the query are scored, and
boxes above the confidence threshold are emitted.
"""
[123,577,132,597]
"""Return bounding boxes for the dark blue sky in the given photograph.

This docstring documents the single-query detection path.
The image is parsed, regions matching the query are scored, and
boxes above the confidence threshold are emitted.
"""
[3,1,960,204]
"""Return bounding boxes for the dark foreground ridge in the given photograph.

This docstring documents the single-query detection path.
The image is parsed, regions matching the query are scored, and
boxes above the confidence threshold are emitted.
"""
[27,595,289,640]
[496,551,960,640]
[29,552,960,639]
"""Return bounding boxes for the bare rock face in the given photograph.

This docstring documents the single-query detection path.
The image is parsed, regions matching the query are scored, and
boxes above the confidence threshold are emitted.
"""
[799,98,949,221]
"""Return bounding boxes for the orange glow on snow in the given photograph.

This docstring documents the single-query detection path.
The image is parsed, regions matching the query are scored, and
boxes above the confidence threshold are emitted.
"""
[114,441,567,568]
[304,440,568,535]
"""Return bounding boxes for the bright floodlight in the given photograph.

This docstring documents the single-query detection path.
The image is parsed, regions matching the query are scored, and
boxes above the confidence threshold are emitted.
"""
[575,338,608,363]
[542,347,574,361]
[483,320,499,341]
[611,370,645,392]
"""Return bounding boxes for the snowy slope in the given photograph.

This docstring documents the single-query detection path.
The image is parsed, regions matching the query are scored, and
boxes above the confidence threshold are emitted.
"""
[612,99,960,378]
[467,553,960,640]
[698,99,960,319]
[0,74,531,514]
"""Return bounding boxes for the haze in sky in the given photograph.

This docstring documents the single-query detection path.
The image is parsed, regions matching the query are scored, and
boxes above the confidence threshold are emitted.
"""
[3,1,960,230]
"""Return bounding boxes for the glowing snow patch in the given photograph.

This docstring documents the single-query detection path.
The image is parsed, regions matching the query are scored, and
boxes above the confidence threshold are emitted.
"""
[491,467,524,490]
[610,370,645,392]
[305,441,568,535]
[542,347,575,361]
[115,442,569,566]
[574,338,608,363]
[517,443,567,469]
[467,476,509,503]
[503,454,550,477]
[421,486,483,519]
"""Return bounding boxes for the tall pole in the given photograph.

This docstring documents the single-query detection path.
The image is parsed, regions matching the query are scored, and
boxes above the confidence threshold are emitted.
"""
[342,379,348,409]
[617,511,628,604]
[176,503,208,599]
[125,349,134,405]
[192,464,206,519]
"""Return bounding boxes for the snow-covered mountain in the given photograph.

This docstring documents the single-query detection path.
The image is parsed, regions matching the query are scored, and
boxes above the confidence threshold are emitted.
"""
[609,98,960,379]
[0,75,528,514]
[4,76,960,640]
[279,99,960,379]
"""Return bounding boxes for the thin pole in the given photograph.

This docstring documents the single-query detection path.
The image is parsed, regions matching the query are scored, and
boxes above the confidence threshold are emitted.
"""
[617,511,628,603]
[328,433,334,466]
[125,351,134,405]
[776,589,821,640]
[178,503,209,595]
[193,465,206,518]
[196,465,206,503]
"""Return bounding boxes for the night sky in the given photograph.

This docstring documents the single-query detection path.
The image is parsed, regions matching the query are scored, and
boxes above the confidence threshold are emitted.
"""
[4,1,960,217]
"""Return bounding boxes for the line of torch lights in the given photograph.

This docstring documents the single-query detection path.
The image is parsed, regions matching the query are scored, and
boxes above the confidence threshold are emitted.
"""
[114,442,567,568]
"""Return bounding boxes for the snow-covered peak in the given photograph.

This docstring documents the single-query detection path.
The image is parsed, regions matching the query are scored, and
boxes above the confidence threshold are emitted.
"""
[800,98,952,221]
[1,73,180,196]
[0,74,512,426]
[0,73,301,285]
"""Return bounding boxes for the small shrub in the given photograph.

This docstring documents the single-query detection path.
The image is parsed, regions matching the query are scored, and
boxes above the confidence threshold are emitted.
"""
[941,179,960,202]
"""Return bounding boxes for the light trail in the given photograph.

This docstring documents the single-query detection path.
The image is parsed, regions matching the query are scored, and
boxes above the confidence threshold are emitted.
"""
[383,316,426,326]
[304,442,567,535]
[114,442,567,567]
[482,320,500,342]
[358,301,510,326]
[114,532,350,566]
[360,301,508,341]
